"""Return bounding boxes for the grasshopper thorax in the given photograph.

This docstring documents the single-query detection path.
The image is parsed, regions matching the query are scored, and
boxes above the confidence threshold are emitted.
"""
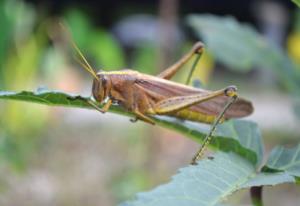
[92,73,111,103]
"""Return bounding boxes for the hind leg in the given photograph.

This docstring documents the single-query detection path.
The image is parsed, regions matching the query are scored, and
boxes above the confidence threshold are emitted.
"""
[157,42,204,85]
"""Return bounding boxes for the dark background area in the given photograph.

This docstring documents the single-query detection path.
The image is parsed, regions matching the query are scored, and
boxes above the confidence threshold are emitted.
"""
[25,0,294,27]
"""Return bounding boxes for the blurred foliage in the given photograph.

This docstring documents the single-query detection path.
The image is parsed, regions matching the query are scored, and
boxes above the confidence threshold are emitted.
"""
[65,9,125,69]
[0,0,300,205]
[288,8,300,120]
[287,10,300,66]
[131,44,157,74]
[111,169,151,202]
[64,9,161,76]
[292,0,300,7]
[0,0,49,170]
[0,0,35,87]
[187,14,300,95]
[295,100,300,119]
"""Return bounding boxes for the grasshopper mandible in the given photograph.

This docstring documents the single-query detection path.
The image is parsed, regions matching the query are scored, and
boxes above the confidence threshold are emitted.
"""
[68,33,253,164]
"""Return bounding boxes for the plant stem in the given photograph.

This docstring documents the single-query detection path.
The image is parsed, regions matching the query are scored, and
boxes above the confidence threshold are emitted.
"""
[250,186,263,206]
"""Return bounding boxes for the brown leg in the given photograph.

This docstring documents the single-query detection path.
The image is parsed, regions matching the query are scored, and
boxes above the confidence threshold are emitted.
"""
[129,84,156,125]
[102,99,112,112]
[133,109,155,125]
[157,42,204,81]
[190,94,238,165]
[87,99,112,113]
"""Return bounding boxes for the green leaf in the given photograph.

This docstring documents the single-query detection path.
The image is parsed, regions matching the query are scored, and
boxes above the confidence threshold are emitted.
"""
[171,118,263,165]
[292,0,300,7]
[0,89,93,109]
[216,120,263,165]
[265,144,300,177]
[186,14,300,94]
[241,172,295,188]
[121,152,294,206]
[0,88,262,165]
[186,15,271,72]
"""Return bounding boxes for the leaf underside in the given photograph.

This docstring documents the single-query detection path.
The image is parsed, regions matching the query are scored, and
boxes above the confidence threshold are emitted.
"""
[266,144,300,177]
[121,152,295,206]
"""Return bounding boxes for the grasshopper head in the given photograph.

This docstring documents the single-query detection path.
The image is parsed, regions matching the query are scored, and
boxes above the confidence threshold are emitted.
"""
[92,73,111,103]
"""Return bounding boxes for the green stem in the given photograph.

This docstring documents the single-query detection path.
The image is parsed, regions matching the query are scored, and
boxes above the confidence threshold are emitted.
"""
[250,186,263,206]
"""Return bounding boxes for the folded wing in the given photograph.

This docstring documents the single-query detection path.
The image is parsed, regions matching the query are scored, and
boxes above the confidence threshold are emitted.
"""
[135,74,254,119]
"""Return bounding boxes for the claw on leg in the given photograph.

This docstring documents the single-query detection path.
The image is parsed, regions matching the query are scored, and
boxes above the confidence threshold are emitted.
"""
[130,117,138,123]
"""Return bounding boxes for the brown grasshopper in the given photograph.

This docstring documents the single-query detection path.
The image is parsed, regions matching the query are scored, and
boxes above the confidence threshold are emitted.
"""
[70,38,253,164]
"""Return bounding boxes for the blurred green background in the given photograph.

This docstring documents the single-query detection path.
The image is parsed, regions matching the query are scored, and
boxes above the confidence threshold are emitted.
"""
[0,0,300,205]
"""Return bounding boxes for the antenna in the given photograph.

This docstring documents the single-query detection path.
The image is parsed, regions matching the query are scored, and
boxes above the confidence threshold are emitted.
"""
[59,22,100,81]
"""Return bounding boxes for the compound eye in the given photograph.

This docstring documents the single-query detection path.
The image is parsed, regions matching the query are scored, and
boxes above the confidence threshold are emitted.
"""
[102,76,107,87]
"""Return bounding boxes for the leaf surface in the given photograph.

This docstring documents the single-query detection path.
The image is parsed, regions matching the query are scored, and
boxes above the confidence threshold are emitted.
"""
[266,144,300,177]
[121,152,294,206]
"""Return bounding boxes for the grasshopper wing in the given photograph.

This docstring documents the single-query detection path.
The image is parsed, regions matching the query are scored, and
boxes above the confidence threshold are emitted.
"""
[135,74,253,119]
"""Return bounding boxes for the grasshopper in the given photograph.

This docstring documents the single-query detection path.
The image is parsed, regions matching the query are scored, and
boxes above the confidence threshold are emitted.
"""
[69,36,253,164]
